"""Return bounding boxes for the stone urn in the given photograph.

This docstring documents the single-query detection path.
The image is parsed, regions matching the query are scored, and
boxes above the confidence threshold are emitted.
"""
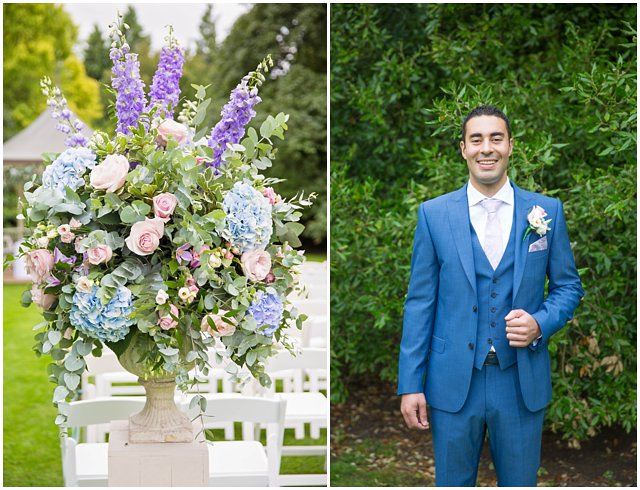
[117,331,194,443]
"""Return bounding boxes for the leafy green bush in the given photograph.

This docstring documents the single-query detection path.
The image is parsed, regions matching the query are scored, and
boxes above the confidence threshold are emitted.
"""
[330,3,636,445]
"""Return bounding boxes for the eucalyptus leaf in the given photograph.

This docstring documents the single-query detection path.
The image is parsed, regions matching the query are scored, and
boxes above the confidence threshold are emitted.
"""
[48,330,62,345]
[53,385,69,403]
[64,355,84,372]
[64,373,81,391]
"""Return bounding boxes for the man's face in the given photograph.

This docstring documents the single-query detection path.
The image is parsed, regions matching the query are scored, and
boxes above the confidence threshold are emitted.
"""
[460,115,513,195]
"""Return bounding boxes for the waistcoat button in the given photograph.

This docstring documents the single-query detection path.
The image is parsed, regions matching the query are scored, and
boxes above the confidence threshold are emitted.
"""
[473,306,478,312]
[491,292,497,298]
[491,307,497,313]
[468,342,474,350]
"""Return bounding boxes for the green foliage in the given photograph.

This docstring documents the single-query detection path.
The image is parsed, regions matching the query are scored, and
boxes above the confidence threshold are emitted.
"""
[330,4,637,444]
[3,4,102,139]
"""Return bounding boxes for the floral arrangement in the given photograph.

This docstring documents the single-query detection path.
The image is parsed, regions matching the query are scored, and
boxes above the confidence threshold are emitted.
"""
[11,16,314,423]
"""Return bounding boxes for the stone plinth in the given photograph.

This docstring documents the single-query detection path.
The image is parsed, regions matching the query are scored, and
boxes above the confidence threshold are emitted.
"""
[108,420,209,487]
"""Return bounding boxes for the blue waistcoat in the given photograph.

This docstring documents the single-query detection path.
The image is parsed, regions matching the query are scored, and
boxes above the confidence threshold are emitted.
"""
[470,216,518,370]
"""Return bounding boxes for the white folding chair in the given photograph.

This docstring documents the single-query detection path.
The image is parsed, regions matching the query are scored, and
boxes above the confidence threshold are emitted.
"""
[60,397,147,487]
[263,349,328,486]
[184,394,287,487]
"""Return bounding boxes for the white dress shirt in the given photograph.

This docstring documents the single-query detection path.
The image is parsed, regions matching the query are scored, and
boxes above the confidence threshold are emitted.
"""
[467,178,514,258]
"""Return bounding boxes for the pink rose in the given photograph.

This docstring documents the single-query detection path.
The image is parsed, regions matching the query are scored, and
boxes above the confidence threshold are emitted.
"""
[90,154,129,193]
[152,193,178,222]
[262,187,279,205]
[69,218,82,229]
[57,225,75,243]
[25,249,54,284]
[241,250,272,281]
[156,119,189,146]
[87,244,113,265]
[186,276,196,287]
[158,304,179,330]
[201,311,236,337]
[125,218,165,256]
[31,285,56,310]
[265,271,276,284]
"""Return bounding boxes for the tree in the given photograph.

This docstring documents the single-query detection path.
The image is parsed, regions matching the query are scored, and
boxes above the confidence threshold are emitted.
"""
[3,4,102,140]
[195,5,218,65]
[84,24,110,80]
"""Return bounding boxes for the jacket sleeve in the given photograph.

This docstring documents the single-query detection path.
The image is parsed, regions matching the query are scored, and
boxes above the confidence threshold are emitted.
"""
[531,199,585,344]
[397,203,440,395]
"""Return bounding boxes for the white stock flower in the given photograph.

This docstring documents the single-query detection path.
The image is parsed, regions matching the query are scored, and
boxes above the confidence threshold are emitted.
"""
[156,289,169,305]
[76,276,94,293]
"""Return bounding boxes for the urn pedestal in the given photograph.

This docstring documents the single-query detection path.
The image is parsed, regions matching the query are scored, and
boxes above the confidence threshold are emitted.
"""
[116,332,193,443]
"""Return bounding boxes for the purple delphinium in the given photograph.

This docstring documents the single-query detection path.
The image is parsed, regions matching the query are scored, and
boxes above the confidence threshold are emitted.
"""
[206,80,262,168]
[110,42,147,135]
[40,76,89,148]
[147,40,184,119]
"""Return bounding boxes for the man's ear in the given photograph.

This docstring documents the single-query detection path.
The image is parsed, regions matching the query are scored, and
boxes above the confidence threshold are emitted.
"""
[460,140,466,158]
[508,137,514,157]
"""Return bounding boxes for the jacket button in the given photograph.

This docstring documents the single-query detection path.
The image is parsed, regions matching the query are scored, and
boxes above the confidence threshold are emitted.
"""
[468,342,474,350]
[473,306,478,312]
[492,278,497,284]
[488,338,493,344]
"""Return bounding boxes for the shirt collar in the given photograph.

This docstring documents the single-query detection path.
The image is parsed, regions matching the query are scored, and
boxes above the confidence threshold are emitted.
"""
[467,178,514,208]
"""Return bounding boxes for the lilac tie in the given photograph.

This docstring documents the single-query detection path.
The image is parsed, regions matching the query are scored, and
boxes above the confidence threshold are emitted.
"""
[481,198,503,270]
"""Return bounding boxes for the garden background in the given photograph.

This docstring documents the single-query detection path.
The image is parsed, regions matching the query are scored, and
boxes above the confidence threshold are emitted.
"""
[330,4,636,486]
[3,3,327,486]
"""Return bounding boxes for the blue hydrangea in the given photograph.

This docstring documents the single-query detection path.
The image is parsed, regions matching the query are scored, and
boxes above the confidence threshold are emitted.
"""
[69,286,134,342]
[248,291,284,336]
[222,182,273,253]
[41,147,96,191]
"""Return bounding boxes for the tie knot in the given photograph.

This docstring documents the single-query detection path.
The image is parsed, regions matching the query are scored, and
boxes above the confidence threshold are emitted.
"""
[481,198,502,215]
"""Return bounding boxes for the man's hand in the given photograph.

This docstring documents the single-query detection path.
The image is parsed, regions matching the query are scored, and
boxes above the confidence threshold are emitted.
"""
[505,309,542,347]
[400,393,429,430]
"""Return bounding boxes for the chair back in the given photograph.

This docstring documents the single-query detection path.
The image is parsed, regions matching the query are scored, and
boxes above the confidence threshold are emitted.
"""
[265,348,327,372]
[63,397,147,429]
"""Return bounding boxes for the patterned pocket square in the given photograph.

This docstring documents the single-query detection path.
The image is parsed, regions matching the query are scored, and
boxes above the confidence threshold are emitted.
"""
[528,236,548,252]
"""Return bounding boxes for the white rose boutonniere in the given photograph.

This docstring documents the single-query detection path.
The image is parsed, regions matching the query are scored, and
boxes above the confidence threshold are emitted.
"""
[524,205,552,241]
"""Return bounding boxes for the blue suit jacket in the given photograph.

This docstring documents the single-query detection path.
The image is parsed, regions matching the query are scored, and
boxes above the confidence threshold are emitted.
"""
[398,182,584,413]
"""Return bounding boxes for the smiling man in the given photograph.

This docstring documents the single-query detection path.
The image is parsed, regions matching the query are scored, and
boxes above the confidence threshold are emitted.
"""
[398,105,584,486]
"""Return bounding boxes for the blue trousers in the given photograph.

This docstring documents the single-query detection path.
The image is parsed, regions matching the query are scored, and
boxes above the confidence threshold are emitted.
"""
[430,362,545,486]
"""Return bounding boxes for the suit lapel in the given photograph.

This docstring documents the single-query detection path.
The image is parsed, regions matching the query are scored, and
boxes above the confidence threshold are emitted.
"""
[447,184,477,295]
[512,183,534,302]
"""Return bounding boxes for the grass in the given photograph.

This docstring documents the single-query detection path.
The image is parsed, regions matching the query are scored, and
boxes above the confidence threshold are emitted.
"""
[304,252,326,263]
[3,283,326,486]
[331,437,430,487]
[4,283,62,486]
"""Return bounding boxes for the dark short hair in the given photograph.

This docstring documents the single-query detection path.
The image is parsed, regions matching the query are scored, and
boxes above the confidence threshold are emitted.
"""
[461,105,512,141]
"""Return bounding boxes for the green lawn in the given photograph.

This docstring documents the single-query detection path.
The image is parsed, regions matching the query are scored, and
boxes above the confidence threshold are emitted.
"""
[4,283,326,486]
